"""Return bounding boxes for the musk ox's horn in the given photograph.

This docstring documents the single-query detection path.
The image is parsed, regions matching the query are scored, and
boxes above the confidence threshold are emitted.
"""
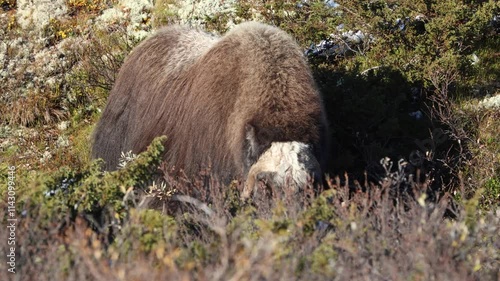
[92,21,329,199]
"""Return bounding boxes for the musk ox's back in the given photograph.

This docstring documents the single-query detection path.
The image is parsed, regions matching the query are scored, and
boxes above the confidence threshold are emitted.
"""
[92,22,328,197]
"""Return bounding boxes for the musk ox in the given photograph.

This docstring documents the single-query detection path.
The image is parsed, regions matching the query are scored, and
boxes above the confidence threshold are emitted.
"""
[92,22,329,199]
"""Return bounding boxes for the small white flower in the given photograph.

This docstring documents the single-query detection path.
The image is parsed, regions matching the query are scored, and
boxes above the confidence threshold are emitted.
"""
[117,150,138,169]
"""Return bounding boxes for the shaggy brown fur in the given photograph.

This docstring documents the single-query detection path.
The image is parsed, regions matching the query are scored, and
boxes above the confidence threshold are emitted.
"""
[92,22,328,185]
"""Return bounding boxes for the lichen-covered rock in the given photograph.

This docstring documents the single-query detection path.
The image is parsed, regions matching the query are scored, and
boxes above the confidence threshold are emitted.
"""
[96,0,153,40]
[16,0,68,29]
[174,0,238,28]
[1,35,76,96]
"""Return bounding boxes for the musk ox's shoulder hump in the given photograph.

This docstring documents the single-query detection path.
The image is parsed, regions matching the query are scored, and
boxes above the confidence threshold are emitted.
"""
[129,25,219,75]
[224,21,302,55]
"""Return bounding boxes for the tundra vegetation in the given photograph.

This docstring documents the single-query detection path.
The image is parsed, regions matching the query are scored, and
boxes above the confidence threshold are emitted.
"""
[0,0,499,280]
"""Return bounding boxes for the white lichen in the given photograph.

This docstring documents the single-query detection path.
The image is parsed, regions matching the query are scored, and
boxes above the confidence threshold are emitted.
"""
[16,0,68,29]
[57,121,69,131]
[96,0,153,40]
[39,149,52,164]
[56,135,70,148]
[477,94,500,109]
[174,0,238,28]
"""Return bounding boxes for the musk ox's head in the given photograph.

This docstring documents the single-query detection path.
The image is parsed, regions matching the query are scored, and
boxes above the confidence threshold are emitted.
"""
[241,124,323,200]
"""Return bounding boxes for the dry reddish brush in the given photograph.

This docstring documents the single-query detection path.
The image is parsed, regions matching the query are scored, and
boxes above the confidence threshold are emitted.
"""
[2,163,498,281]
